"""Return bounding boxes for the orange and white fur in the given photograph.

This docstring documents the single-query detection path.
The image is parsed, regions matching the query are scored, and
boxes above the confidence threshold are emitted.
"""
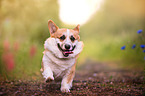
[40,20,84,92]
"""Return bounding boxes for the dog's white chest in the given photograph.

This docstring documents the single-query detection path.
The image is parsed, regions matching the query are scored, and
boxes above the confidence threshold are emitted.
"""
[43,51,76,79]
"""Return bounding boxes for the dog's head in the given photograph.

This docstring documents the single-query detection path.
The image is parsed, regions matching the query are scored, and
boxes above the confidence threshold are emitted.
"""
[48,20,80,57]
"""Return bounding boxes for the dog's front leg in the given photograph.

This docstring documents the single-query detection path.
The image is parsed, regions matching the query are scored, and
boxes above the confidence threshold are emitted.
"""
[42,58,54,82]
[61,63,76,92]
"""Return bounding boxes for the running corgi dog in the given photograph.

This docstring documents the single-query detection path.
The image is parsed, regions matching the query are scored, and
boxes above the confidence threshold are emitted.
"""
[41,20,84,92]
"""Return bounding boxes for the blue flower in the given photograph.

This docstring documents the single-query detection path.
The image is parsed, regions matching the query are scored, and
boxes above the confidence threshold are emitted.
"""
[132,44,136,49]
[137,29,143,34]
[140,45,145,49]
[121,46,126,50]
[143,50,145,53]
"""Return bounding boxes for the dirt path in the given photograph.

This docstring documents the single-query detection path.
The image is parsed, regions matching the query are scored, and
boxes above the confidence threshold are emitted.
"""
[0,62,145,96]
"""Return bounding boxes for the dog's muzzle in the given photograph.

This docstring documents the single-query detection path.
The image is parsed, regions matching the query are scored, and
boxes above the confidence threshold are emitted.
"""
[57,43,76,57]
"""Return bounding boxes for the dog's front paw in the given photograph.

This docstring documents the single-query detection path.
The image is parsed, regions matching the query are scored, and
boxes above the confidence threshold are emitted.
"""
[45,77,54,83]
[42,68,54,82]
[61,87,70,93]
[45,76,54,83]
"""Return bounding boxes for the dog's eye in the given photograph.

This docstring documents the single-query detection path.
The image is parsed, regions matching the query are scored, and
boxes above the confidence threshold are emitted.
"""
[70,36,75,41]
[60,35,65,40]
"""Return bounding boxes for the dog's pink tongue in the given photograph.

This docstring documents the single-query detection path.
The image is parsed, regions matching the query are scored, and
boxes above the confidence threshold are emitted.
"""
[63,51,73,54]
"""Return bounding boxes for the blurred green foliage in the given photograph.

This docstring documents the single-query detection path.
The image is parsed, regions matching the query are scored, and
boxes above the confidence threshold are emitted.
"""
[80,0,145,67]
[0,0,145,80]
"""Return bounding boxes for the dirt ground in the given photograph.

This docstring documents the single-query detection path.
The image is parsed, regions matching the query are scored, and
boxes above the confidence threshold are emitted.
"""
[0,62,145,96]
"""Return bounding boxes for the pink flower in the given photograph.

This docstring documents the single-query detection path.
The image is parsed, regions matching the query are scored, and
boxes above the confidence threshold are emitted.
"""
[29,45,37,58]
[3,40,10,51]
[2,52,15,71]
[13,42,19,51]
[2,40,16,71]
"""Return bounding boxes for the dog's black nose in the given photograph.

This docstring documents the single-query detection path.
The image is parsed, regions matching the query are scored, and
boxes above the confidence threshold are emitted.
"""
[65,44,71,50]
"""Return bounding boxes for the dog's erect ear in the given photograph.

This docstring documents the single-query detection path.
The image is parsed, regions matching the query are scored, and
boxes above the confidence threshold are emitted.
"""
[48,20,59,35]
[73,24,80,33]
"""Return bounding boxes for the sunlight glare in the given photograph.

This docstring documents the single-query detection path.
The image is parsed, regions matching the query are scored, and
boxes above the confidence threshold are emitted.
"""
[58,0,104,25]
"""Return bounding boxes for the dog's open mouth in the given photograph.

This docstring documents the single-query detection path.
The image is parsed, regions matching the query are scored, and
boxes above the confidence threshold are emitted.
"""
[57,43,76,57]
